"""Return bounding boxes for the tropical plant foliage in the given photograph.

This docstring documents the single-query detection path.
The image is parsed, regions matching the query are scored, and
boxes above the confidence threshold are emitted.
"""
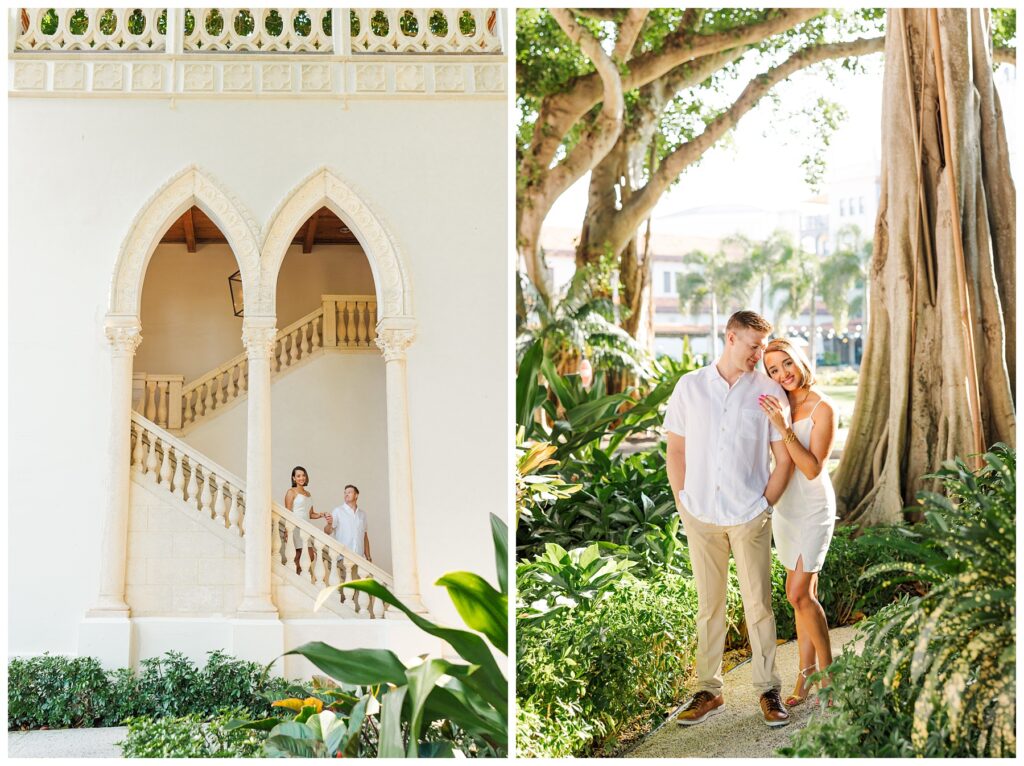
[782,444,1016,758]
[233,514,509,758]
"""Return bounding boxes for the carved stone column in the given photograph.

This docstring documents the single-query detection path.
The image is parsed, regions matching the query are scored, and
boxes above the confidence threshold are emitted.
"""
[375,318,424,611]
[88,318,142,617]
[237,317,278,616]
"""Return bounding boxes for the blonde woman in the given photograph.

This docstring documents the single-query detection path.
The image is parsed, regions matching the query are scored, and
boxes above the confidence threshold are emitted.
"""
[759,338,837,707]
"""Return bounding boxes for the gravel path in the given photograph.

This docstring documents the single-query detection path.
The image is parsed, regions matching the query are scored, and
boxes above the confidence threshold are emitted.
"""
[8,727,127,758]
[630,624,863,758]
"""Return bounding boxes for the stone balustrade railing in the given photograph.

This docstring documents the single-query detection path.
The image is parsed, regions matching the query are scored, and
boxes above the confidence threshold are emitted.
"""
[131,412,247,534]
[167,294,376,429]
[133,373,186,430]
[131,412,391,618]
[14,8,501,54]
[272,503,391,618]
[180,350,250,427]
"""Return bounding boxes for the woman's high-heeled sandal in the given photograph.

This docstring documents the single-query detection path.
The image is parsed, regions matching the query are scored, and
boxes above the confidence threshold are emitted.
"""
[785,665,817,707]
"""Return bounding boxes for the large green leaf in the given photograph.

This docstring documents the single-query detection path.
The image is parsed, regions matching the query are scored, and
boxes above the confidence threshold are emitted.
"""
[283,642,407,687]
[404,659,453,757]
[516,340,544,430]
[378,686,408,758]
[264,721,321,758]
[423,682,507,745]
[435,572,508,654]
[490,512,508,596]
[341,579,507,710]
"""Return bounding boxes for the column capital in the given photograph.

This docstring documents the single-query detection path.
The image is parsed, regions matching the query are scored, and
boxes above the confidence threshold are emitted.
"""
[105,320,142,357]
[375,318,417,362]
[242,318,278,360]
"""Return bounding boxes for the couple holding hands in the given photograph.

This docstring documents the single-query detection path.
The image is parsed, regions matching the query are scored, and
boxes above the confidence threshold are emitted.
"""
[665,310,837,727]
[283,466,372,575]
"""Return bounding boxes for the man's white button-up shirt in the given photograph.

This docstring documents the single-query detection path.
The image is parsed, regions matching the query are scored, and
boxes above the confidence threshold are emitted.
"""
[664,364,787,526]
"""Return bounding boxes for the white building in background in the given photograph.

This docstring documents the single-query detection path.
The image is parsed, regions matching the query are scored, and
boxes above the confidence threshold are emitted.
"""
[9,8,507,676]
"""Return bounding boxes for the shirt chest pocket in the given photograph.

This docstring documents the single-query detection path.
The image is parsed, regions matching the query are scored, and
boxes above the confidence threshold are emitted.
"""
[738,409,764,439]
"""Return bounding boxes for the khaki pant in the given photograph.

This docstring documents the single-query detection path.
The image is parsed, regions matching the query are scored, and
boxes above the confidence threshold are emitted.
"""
[679,506,780,695]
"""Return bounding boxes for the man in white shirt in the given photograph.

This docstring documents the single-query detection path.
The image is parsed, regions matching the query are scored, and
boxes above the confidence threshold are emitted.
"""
[665,310,794,728]
[325,484,372,562]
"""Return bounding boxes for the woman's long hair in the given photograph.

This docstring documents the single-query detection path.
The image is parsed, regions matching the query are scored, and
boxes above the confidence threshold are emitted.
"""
[290,465,309,488]
[764,337,815,389]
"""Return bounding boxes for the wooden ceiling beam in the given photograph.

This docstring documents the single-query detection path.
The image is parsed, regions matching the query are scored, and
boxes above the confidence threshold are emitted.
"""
[183,207,197,253]
[303,209,320,254]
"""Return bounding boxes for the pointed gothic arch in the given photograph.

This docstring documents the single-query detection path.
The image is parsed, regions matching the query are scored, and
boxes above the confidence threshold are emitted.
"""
[108,165,261,317]
[257,168,413,320]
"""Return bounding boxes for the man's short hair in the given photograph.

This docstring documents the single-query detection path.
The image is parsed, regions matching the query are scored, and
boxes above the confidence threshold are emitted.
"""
[726,310,773,335]
[345,484,360,495]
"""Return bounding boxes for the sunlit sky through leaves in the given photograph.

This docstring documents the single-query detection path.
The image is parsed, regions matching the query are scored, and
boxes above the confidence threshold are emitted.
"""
[544,57,1018,237]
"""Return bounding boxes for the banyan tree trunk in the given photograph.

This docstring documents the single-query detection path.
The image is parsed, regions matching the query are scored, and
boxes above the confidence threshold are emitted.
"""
[833,8,1016,526]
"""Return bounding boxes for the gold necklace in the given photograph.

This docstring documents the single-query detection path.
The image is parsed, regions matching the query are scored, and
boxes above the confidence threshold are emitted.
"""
[793,387,812,411]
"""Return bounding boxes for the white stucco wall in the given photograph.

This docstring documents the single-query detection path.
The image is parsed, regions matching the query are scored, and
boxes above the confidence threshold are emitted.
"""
[135,242,374,381]
[9,94,507,656]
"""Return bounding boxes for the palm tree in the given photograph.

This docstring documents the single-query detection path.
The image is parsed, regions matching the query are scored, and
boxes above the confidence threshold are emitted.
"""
[728,230,795,317]
[517,269,652,382]
[820,224,871,334]
[772,244,819,365]
[677,249,754,359]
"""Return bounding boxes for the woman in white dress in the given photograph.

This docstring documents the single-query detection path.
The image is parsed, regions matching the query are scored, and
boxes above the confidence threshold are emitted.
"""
[284,466,328,575]
[758,338,837,707]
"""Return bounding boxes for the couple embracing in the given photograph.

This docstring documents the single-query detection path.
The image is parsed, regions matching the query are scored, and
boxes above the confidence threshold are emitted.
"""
[665,310,837,727]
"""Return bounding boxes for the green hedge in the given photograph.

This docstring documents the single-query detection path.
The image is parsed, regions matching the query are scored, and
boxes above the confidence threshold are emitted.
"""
[517,573,717,757]
[8,650,288,731]
[516,526,911,757]
[119,711,265,758]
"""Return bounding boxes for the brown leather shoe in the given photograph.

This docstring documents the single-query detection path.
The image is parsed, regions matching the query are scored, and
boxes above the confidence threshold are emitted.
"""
[675,690,724,726]
[759,688,790,727]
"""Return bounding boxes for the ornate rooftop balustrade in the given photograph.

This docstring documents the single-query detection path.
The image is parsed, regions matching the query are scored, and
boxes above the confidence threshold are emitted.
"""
[14,8,501,54]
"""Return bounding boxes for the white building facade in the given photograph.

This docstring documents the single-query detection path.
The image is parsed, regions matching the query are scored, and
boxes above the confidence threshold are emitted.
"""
[8,7,507,676]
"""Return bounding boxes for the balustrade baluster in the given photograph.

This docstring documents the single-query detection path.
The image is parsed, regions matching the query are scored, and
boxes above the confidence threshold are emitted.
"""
[230,364,241,399]
[242,359,250,392]
[171,447,184,495]
[345,302,357,346]
[336,556,348,604]
[350,564,362,613]
[196,383,207,417]
[211,477,225,524]
[216,371,227,404]
[182,390,193,424]
[200,472,214,520]
[356,302,369,346]
[320,544,332,587]
[303,322,314,355]
[367,578,378,619]
[236,490,246,534]
[276,519,288,564]
[144,380,157,421]
[131,423,144,467]
[311,316,322,349]
[158,441,173,486]
[292,328,303,362]
[155,380,168,427]
[207,378,219,411]
[227,487,241,533]
[368,304,378,344]
[185,457,199,505]
[145,434,159,478]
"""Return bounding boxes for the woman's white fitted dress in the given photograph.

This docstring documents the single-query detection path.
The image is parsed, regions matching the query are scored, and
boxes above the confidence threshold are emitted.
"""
[773,398,837,573]
[291,492,314,549]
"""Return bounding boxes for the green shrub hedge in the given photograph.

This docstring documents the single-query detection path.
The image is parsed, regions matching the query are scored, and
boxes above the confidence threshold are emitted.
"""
[8,650,288,731]
[119,710,265,758]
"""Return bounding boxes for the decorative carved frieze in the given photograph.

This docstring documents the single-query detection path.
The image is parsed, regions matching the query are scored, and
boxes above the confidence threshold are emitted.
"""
[395,64,425,92]
[183,63,216,92]
[355,63,386,92]
[93,63,125,91]
[13,63,47,90]
[434,64,464,92]
[53,62,85,90]
[473,64,503,93]
[300,64,331,92]
[131,63,164,91]
[222,63,254,92]
[261,63,293,92]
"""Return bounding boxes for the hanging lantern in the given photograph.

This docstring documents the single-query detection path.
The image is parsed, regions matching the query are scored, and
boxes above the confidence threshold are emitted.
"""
[228,270,244,317]
[579,358,593,389]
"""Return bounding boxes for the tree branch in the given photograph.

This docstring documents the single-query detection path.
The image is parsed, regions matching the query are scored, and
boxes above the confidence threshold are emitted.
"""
[524,8,824,175]
[994,45,1015,65]
[616,35,886,246]
[520,9,625,299]
[613,8,650,63]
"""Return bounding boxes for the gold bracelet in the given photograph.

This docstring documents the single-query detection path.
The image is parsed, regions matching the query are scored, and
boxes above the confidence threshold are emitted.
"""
[784,428,797,445]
